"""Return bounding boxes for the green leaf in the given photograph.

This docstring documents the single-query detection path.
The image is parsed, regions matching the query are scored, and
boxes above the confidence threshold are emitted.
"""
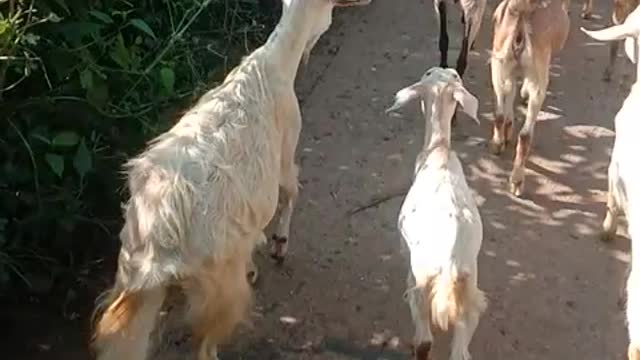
[89,10,113,24]
[86,76,109,107]
[80,69,93,90]
[51,0,71,15]
[110,33,130,69]
[52,131,80,147]
[73,138,92,179]
[45,153,65,178]
[129,19,156,39]
[159,67,175,95]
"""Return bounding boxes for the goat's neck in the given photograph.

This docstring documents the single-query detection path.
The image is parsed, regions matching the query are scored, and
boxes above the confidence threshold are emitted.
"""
[264,6,316,84]
[424,97,454,155]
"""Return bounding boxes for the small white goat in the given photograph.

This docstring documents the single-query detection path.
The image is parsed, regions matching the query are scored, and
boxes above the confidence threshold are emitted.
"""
[434,0,487,79]
[489,0,570,197]
[386,67,487,360]
[90,1,370,360]
[582,8,640,360]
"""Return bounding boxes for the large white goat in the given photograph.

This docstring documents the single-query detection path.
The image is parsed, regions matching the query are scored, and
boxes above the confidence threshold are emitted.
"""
[489,0,569,197]
[90,1,370,360]
[582,7,640,360]
[386,67,487,360]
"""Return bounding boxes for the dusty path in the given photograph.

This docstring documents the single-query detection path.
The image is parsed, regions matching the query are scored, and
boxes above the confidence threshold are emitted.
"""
[205,1,638,359]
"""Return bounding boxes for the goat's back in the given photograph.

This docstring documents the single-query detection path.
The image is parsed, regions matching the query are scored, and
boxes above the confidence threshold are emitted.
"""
[529,0,569,53]
[493,0,569,59]
[119,50,282,289]
[398,151,482,274]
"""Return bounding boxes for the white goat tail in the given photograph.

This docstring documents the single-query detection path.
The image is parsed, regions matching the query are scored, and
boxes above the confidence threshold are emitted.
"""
[428,266,487,331]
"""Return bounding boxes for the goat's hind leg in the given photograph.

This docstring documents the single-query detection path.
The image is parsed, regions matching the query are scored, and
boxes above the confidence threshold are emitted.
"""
[449,270,484,360]
[247,233,266,285]
[405,271,433,360]
[601,164,620,242]
[489,57,516,155]
[271,93,302,263]
[185,257,252,360]
[437,0,450,68]
[604,12,624,81]
[581,0,593,19]
[510,60,548,197]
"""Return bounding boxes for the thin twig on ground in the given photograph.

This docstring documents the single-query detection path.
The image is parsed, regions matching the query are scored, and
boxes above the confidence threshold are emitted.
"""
[348,186,410,216]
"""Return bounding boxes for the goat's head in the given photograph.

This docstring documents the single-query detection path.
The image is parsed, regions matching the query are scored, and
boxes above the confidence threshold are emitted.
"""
[385,67,479,124]
[581,5,640,65]
[282,0,371,68]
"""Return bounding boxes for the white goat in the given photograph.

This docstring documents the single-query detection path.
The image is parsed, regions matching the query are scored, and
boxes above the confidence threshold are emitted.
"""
[582,8,640,360]
[489,0,570,197]
[386,67,487,360]
[90,1,371,360]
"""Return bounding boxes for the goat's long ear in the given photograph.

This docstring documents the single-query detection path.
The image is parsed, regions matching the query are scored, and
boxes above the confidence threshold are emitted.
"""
[452,85,479,124]
[385,82,423,115]
[581,24,637,42]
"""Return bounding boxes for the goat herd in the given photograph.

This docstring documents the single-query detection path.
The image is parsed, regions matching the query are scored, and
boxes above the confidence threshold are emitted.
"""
[88,0,640,359]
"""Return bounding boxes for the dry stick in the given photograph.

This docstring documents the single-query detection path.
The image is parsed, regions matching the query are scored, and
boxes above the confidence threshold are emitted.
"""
[348,185,410,216]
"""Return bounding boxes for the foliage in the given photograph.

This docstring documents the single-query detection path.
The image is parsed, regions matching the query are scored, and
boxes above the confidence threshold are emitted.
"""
[0,0,278,294]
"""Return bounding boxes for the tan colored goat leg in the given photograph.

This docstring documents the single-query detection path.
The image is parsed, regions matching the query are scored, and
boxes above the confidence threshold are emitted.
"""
[271,91,301,263]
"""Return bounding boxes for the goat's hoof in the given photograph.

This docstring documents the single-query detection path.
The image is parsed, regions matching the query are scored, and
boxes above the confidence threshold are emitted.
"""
[510,180,524,197]
[247,269,259,285]
[488,141,505,155]
[413,341,431,360]
[581,11,593,20]
[270,235,287,264]
[600,228,616,243]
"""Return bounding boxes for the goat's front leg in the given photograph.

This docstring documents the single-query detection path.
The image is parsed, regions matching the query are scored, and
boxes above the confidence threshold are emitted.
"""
[489,58,516,155]
[604,38,621,82]
[601,165,620,242]
[455,15,470,78]
[510,63,548,197]
[271,94,302,263]
[437,0,450,68]
[247,233,267,284]
[581,0,593,18]
[406,271,433,360]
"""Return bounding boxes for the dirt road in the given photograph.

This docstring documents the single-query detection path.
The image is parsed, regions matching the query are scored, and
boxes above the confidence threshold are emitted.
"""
[212,1,635,359]
[9,0,637,359]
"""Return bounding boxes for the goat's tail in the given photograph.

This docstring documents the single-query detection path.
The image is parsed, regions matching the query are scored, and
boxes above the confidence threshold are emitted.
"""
[428,266,487,331]
[91,285,167,360]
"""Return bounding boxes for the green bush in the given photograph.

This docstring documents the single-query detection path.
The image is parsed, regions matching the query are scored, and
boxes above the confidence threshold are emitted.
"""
[0,0,278,294]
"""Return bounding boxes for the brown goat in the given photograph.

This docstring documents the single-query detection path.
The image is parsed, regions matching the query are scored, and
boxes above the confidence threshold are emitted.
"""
[489,0,570,197]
